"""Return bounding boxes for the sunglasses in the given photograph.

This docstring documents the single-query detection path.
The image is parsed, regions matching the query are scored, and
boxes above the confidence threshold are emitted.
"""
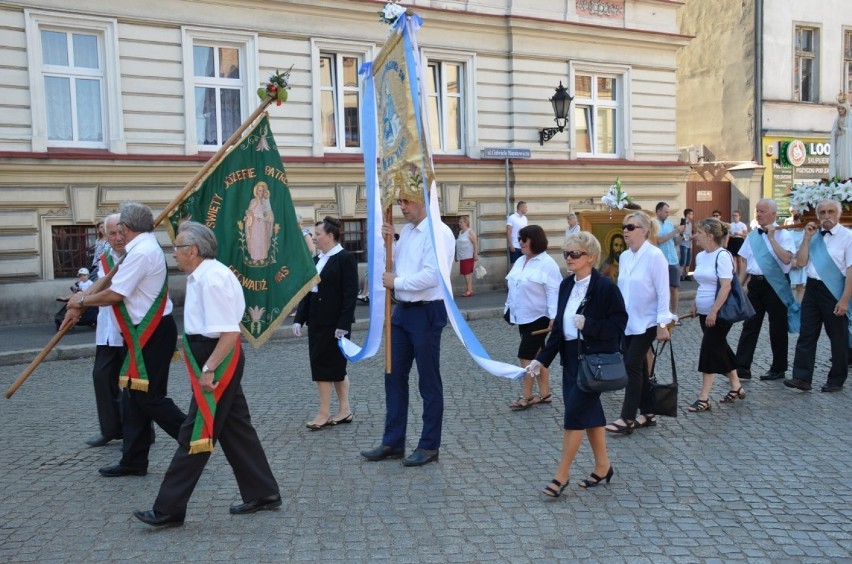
[517,237,527,243]
[563,250,588,259]
[621,224,640,231]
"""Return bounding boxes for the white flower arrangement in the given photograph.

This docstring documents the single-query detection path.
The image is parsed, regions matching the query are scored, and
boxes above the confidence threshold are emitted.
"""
[788,177,852,213]
[600,177,631,210]
[379,2,407,25]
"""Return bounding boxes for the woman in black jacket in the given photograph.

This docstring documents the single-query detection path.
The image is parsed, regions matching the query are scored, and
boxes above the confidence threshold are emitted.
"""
[528,231,628,497]
[293,217,359,430]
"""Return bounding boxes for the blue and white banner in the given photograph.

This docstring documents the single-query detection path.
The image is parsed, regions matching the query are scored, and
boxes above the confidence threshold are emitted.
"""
[339,13,524,380]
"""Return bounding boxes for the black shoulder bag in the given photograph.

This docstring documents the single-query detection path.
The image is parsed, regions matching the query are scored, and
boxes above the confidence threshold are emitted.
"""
[575,288,628,394]
[648,340,678,417]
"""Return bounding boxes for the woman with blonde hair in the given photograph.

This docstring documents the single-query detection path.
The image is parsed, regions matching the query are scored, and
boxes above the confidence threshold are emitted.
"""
[688,218,745,412]
[605,211,673,434]
[528,231,627,495]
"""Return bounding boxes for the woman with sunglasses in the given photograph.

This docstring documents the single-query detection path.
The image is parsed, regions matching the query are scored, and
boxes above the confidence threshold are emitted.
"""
[605,211,674,435]
[505,225,562,410]
[527,232,627,496]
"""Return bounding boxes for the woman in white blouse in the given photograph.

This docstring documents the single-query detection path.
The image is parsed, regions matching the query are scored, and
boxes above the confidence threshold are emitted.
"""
[505,225,562,409]
[605,211,673,435]
[688,218,745,412]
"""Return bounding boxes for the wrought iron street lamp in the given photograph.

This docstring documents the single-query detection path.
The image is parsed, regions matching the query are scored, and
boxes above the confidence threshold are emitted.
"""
[538,81,573,145]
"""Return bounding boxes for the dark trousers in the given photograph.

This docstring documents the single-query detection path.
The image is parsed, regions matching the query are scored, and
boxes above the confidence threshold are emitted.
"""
[791,279,848,386]
[119,315,187,470]
[383,302,447,451]
[153,339,279,515]
[509,249,522,264]
[619,327,656,421]
[92,345,125,439]
[736,276,788,374]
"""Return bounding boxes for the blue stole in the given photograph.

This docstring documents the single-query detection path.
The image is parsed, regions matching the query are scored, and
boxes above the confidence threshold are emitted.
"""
[747,230,800,333]
[809,232,852,347]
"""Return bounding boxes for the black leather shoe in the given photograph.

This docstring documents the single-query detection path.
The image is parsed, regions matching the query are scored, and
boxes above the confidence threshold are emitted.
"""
[86,434,119,447]
[821,384,844,393]
[133,509,185,528]
[738,370,752,380]
[783,378,812,391]
[402,448,439,467]
[98,464,147,477]
[759,371,785,381]
[360,444,405,461]
[229,493,282,515]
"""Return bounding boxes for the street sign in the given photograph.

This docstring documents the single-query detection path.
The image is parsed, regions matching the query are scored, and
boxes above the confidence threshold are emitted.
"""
[482,147,531,159]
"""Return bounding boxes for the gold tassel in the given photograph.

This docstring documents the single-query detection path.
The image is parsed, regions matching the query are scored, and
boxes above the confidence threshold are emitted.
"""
[130,379,149,392]
[188,438,214,455]
[171,349,182,362]
[118,376,129,389]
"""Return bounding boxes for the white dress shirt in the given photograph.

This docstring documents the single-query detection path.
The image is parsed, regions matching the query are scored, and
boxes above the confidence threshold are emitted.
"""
[561,273,590,340]
[95,248,124,346]
[184,259,245,337]
[618,240,673,335]
[505,252,561,324]
[312,243,342,292]
[805,224,852,280]
[109,231,173,324]
[739,225,794,275]
[506,212,527,246]
[393,218,455,302]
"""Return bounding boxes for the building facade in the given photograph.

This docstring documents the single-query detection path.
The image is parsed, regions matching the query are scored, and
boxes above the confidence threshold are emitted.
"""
[677,0,850,220]
[0,0,690,320]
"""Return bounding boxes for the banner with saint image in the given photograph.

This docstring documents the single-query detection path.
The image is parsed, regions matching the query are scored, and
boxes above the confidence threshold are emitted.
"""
[166,115,318,347]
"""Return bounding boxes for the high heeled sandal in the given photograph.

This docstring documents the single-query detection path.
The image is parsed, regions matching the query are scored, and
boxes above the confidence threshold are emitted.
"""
[579,466,614,488]
[542,479,568,498]
[719,387,746,403]
[634,414,657,428]
[688,398,711,412]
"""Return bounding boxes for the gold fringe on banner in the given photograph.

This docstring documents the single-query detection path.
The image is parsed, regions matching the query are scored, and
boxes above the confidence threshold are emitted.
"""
[129,379,149,392]
[189,438,213,455]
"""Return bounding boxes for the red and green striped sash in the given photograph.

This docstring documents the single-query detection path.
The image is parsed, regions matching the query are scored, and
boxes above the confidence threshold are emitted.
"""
[113,271,169,392]
[181,334,240,455]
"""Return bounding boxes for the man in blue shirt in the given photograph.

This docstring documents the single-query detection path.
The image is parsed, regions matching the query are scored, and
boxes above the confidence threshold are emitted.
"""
[654,202,685,317]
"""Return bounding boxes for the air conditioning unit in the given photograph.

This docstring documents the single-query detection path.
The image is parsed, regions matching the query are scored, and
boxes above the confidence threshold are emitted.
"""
[678,144,708,164]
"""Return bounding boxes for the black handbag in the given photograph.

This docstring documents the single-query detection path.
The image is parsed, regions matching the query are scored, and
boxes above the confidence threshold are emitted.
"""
[503,308,513,325]
[576,340,628,394]
[715,250,755,323]
[648,340,678,417]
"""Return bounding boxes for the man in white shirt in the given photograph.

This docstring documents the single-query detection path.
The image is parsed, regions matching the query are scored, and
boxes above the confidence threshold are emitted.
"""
[133,221,280,528]
[85,213,126,447]
[506,201,528,264]
[786,199,852,393]
[361,197,455,467]
[734,199,794,381]
[67,201,186,477]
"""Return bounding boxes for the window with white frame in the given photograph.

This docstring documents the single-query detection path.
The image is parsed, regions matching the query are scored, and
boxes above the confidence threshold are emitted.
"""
[182,29,256,152]
[25,11,124,151]
[573,73,620,157]
[426,62,464,153]
[845,30,852,94]
[319,53,361,150]
[794,26,819,102]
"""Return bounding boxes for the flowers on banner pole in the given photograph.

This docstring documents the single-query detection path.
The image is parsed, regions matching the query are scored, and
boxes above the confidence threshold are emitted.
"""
[600,177,631,211]
[379,1,406,25]
[256,66,293,107]
[788,176,852,214]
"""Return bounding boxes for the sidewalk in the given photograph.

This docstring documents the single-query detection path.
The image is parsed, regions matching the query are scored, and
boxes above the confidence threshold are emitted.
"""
[0,281,697,367]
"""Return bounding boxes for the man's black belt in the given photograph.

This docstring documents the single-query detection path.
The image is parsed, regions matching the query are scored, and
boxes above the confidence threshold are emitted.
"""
[186,334,218,342]
[749,274,789,281]
[398,299,443,308]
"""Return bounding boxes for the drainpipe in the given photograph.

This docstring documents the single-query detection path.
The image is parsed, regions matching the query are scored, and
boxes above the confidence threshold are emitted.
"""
[754,0,763,165]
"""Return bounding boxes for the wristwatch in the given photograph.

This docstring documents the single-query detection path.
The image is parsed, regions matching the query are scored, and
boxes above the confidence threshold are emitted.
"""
[658,322,667,329]
[77,295,85,306]
[202,364,213,374]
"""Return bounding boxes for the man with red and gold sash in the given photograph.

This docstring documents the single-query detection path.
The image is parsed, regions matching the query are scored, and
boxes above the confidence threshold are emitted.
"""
[133,221,280,528]
[68,201,186,477]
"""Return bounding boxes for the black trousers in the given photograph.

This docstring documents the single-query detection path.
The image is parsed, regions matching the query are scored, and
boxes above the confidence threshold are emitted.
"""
[119,315,187,470]
[792,279,849,386]
[153,339,279,515]
[619,327,656,421]
[736,276,789,375]
[91,345,125,439]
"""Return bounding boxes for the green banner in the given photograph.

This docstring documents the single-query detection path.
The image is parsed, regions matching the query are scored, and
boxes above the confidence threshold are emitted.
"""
[167,115,317,347]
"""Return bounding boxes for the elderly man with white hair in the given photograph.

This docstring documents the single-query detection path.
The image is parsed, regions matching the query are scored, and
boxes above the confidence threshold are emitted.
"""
[785,199,852,393]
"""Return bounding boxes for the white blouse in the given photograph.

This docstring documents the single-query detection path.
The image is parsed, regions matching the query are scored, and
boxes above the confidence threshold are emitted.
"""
[561,273,590,340]
[505,252,561,324]
[617,240,673,335]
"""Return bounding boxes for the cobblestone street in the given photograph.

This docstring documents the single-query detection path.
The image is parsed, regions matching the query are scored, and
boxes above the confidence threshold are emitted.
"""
[0,315,849,562]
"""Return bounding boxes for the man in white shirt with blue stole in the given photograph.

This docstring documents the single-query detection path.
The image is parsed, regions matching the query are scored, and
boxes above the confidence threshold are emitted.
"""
[785,199,852,393]
[361,197,455,467]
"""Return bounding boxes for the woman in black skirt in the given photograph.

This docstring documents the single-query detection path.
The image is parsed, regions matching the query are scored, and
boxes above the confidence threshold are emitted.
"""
[293,217,359,429]
[528,232,628,497]
[688,218,746,412]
